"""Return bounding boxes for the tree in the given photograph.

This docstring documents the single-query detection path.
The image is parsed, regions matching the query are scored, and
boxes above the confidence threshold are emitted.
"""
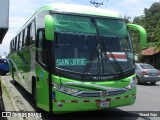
[124,15,131,23]
[133,2,160,48]
[132,2,160,68]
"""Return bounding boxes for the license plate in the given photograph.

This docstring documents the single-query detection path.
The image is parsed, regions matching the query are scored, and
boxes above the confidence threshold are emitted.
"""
[97,101,110,108]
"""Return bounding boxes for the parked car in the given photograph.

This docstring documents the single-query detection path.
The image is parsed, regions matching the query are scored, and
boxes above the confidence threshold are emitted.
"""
[135,63,160,85]
[0,58,9,76]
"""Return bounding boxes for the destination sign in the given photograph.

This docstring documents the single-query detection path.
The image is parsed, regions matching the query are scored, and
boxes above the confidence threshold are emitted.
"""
[57,58,86,66]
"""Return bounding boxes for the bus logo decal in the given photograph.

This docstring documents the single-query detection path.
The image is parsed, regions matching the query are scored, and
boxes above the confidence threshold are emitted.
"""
[101,91,108,97]
[40,71,43,78]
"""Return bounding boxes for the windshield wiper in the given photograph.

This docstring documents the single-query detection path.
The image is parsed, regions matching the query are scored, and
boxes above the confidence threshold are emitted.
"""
[81,46,98,81]
[101,39,124,77]
[81,17,103,81]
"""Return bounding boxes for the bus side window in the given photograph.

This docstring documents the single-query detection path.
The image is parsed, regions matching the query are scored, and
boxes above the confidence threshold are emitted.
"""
[17,36,19,51]
[15,37,17,51]
[18,32,23,50]
[12,39,15,52]
[23,28,28,47]
[29,21,36,46]
[17,35,19,50]
[10,41,12,53]
[37,30,47,67]
[17,35,20,50]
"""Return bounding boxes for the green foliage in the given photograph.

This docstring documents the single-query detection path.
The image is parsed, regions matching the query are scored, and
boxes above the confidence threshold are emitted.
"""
[124,15,131,23]
[132,1,160,53]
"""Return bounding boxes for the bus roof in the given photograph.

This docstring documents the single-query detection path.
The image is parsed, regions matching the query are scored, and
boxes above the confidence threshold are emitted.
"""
[39,3,123,18]
[14,4,123,40]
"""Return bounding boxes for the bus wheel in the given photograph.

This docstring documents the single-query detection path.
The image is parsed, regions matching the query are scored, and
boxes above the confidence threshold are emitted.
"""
[0,70,5,76]
[12,69,17,85]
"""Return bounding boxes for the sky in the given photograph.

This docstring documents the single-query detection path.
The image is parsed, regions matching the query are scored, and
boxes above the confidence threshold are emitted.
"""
[0,0,160,56]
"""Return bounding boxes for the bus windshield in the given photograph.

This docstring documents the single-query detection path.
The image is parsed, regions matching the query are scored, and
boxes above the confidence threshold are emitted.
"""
[53,14,134,75]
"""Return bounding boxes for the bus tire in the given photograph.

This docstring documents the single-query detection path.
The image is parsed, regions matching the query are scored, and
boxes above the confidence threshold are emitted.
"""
[12,69,17,85]
[0,70,5,76]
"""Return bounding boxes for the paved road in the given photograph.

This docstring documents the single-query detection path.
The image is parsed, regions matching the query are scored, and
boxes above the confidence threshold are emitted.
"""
[119,82,160,111]
[1,75,160,120]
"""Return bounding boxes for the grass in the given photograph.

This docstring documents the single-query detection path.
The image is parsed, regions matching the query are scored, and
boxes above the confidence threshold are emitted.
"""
[0,76,16,111]
[0,76,10,99]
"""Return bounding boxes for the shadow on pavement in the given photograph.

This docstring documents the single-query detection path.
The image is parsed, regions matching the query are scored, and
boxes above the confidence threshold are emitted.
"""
[10,80,38,111]
[41,108,152,120]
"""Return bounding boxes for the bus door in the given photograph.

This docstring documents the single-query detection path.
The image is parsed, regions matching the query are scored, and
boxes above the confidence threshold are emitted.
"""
[35,29,50,111]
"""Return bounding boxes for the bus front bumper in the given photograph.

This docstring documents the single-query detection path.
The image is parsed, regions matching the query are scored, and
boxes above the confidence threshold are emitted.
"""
[52,87,136,114]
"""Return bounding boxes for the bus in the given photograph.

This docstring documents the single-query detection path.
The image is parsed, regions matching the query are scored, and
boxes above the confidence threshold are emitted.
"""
[9,4,147,113]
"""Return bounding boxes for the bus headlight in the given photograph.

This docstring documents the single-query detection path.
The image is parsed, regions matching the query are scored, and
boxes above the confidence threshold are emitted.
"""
[53,83,80,94]
[125,77,136,90]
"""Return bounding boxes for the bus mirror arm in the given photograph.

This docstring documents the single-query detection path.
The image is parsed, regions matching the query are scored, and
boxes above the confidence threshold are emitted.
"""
[127,23,147,49]
[45,15,55,41]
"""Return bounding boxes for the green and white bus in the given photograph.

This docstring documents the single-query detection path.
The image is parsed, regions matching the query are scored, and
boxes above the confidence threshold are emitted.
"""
[9,4,147,113]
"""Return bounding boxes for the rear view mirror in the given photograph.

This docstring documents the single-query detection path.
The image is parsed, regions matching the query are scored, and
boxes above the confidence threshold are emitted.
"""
[45,15,55,41]
[127,24,147,49]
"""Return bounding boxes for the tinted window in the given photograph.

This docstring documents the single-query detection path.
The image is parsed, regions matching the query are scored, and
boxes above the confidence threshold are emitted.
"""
[15,37,18,51]
[53,14,134,74]
[135,65,138,70]
[10,42,12,52]
[0,59,8,64]
[55,32,97,73]
[139,64,154,69]
[135,65,141,70]
[23,28,28,47]
[12,40,15,52]
[37,30,47,67]
[18,32,23,49]
[29,21,36,45]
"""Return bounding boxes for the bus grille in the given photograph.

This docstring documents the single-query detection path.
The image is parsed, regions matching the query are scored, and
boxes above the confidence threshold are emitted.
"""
[108,89,127,96]
[77,89,127,98]
[78,92,101,98]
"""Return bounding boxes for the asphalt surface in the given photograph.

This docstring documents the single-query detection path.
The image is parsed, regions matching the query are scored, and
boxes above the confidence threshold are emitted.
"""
[1,75,160,120]
[119,82,160,111]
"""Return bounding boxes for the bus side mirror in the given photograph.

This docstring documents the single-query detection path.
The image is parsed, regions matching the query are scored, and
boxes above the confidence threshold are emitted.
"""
[45,15,55,41]
[127,24,147,49]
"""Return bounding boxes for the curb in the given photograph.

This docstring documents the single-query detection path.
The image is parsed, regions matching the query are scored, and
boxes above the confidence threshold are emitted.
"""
[1,76,24,120]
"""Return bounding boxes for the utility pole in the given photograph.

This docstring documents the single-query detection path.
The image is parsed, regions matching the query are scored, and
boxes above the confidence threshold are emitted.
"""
[90,0,108,8]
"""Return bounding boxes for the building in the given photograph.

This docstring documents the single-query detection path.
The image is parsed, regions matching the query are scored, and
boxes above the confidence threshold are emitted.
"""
[141,47,160,69]
[0,0,9,44]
